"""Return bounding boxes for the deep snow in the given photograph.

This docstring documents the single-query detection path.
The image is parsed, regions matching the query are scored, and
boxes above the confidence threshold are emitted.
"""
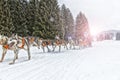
[0,40,120,80]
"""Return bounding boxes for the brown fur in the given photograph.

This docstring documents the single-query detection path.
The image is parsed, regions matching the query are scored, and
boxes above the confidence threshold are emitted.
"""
[0,36,31,65]
[39,39,52,52]
[52,39,68,52]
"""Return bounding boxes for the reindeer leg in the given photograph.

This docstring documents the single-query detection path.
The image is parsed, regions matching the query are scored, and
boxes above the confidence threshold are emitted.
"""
[69,43,71,49]
[38,45,40,49]
[79,45,81,49]
[79,44,81,49]
[65,44,68,50]
[27,45,31,60]
[0,49,7,62]
[25,38,31,60]
[16,49,19,59]
[52,45,56,52]
[34,42,40,49]
[59,45,61,52]
[9,49,18,65]
[37,43,40,49]
[64,43,68,50]
[47,46,50,52]
[51,42,54,51]
[64,45,65,49]
[42,46,45,53]
[72,43,75,49]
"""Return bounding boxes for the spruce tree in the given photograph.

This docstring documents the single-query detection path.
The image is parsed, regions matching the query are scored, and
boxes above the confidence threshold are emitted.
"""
[60,4,68,40]
[18,0,29,36]
[66,8,74,38]
[33,0,61,39]
[75,12,91,41]
[0,0,3,33]
[60,4,74,40]
[0,0,14,36]
[26,0,36,36]
[9,0,29,36]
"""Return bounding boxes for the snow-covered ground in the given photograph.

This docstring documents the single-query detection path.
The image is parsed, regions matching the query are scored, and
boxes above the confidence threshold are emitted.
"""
[0,40,120,80]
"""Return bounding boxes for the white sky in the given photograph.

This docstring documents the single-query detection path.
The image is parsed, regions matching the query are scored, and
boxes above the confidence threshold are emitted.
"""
[58,0,120,35]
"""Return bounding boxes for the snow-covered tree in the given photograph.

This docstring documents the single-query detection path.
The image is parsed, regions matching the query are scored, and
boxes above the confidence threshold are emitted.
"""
[60,4,74,40]
[75,12,91,41]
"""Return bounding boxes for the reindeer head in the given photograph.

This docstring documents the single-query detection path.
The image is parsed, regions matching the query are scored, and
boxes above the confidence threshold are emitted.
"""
[0,35,8,45]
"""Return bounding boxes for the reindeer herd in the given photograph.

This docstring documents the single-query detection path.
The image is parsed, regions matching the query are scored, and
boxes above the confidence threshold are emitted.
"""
[0,34,91,65]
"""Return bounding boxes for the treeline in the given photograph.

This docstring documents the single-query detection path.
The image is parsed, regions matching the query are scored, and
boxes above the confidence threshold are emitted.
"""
[75,12,90,40]
[0,0,90,40]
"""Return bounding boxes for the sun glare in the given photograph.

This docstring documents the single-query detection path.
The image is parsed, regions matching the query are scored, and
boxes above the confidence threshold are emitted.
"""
[90,27,101,36]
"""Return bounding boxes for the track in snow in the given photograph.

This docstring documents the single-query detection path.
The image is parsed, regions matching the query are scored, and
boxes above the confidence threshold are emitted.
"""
[0,40,120,80]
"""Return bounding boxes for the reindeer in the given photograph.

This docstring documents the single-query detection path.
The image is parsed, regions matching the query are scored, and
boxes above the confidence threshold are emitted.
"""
[78,38,91,49]
[29,37,40,49]
[39,38,52,52]
[52,39,68,52]
[67,36,75,49]
[0,34,31,64]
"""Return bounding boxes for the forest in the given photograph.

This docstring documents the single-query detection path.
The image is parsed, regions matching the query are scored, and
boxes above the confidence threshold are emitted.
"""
[0,0,90,40]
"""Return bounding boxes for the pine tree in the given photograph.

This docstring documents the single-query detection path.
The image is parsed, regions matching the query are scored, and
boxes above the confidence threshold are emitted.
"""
[9,0,29,36]
[33,0,61,39]
[9,0,18,34]
[60,4,67,40]
[66,8,74,38]
[26,0,36,36]
[0,0,68,39]
[0,0,14,36]
[0,0,3,33]
[32,0,44,37]
[60,4,74,40]
[18,0,29,36]
[75,12,91,41]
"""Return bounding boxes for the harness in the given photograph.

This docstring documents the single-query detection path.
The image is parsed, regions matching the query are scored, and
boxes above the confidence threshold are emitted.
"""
[30,37,34,43]
[56,40,63,45]
[19,38,25,48]
[42,42,46,47]
[41,40,52,47]
[3,42,15,49]
[3,44,9,49]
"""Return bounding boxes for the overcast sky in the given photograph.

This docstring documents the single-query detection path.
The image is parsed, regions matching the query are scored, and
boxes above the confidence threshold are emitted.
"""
[58,0,120,33]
